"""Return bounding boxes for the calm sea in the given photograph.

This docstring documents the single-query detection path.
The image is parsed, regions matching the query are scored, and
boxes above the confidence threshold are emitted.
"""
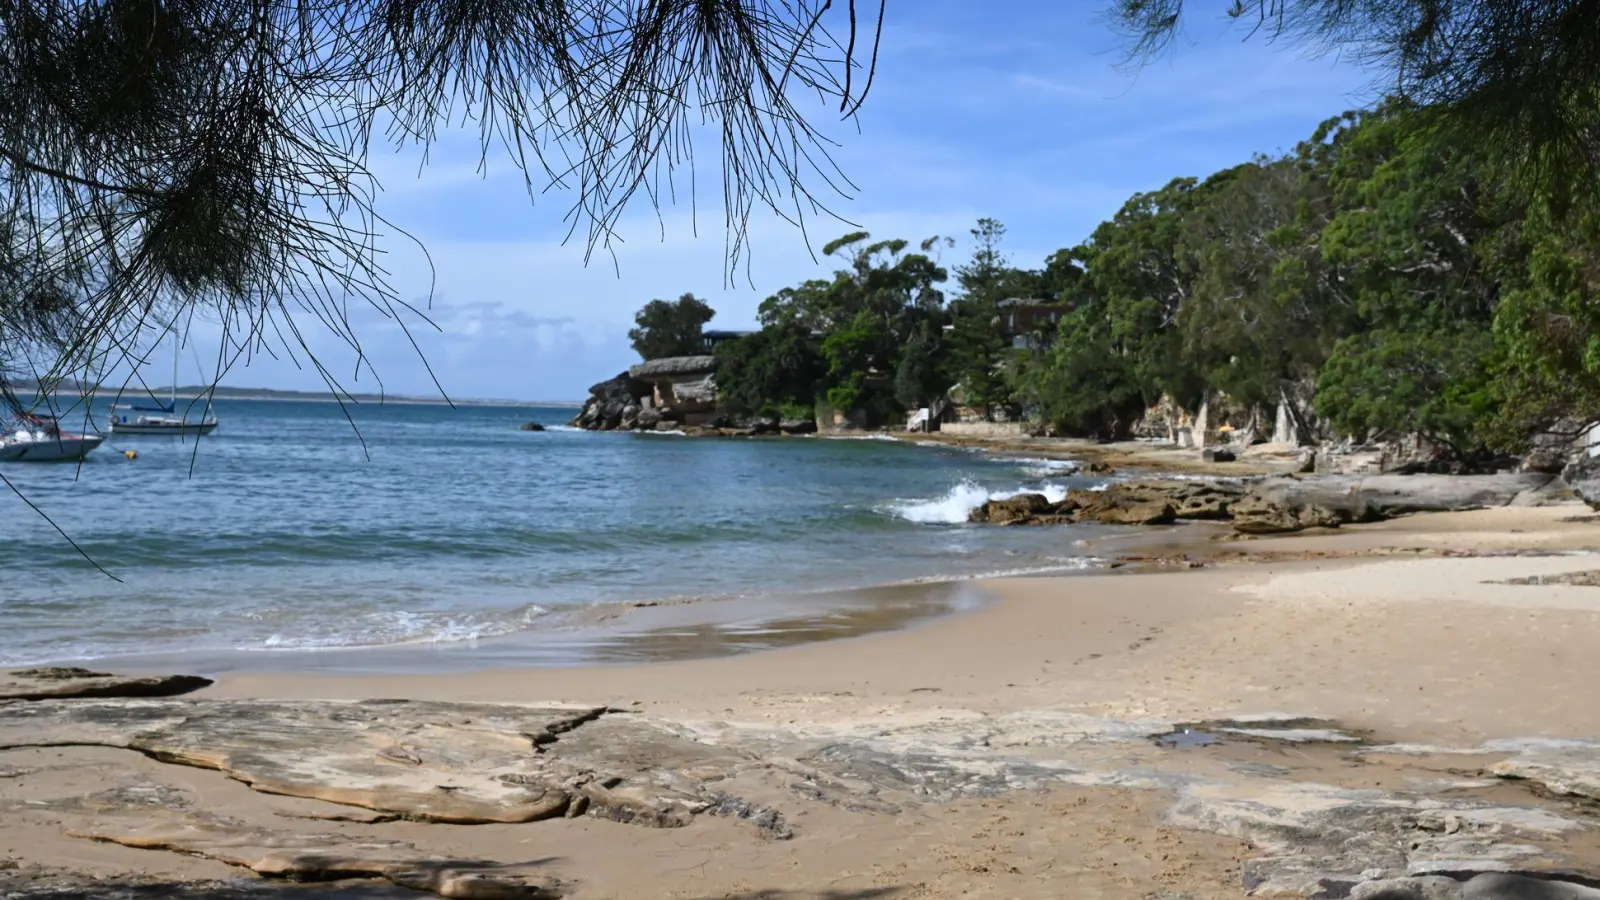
[0,399,1115,669]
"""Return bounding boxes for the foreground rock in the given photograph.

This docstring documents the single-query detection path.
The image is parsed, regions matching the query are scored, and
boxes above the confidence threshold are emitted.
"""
[0,668,211,702]
[969,474,1558,533]
[0,699,771,830]
[4,695,1599,898]
[72,816,562,899]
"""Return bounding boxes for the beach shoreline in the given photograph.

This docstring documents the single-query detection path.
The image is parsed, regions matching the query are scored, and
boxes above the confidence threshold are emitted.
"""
[203,502,1600,744]
[5,502,1600,898]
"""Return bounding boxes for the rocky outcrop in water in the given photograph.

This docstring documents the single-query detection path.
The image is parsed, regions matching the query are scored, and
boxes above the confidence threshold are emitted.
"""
[971,480,1243,526]
[568,372,649,431]
[569,357,819,436]
[969,474,1559,533]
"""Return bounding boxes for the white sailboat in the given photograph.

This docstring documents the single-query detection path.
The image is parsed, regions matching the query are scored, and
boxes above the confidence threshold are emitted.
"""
[108,329,219,436]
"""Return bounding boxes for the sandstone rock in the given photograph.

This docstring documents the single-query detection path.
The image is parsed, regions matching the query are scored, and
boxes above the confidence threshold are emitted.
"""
[636,407,663,429]
[627,356,717,379]
[1231,474,1553,534]
[517,422,546,432]
[1520,449,1568,475]
[0,700,760,829]
[1088,499,1176,526]
[1202,446,1236,463]
[1068,481,1243,525]
[568,372,648,431]
[0,668,211,702]
[779,418,817,435]
[70,816,563,899]
[1461,873,1600,900]
[5,698,1600,900]
[969,493,1054,524]
[1488,740,1600,802]
[1296,448,1317,474]
[1563,457,1600,510]
[1084,461,1115,475]
[1351,875,1465,900]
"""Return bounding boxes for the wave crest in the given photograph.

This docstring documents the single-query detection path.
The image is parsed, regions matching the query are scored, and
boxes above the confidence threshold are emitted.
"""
[882,480,1072,525]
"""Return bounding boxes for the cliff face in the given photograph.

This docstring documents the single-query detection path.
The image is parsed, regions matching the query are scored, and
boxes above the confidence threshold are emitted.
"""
[569,356,719,431]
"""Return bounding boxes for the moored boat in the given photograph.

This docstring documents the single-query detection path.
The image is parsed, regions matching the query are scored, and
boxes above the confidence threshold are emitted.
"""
[107,403,218,436]
[0,415,105,462]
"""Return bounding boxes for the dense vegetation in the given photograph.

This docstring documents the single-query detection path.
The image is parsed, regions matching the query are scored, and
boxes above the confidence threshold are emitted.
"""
[681,102,1600,455]
[628,294,715,360]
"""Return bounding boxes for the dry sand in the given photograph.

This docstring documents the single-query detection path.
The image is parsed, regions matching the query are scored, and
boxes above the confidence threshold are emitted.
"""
[3,504,1599,898]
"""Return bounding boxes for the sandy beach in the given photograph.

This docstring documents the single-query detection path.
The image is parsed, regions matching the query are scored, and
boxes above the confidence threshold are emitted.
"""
[3,504,1600,898]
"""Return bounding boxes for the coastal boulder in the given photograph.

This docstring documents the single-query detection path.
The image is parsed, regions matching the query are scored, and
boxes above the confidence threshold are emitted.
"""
[518,422,546,432]
[780,418,817,435]
[1564,457,1600,510]
[570,372,649,431]
[1228,473,1553,533]
[1086,499,1176,526]
[1063,481,1244,525]
[970,493,1054,524]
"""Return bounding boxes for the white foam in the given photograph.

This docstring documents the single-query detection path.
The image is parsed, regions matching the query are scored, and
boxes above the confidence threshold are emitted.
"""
[822,433,902,442]
[636,429,687,437]
[542,424,585,433]
[882,480,1073,525]
[252,604,550,652]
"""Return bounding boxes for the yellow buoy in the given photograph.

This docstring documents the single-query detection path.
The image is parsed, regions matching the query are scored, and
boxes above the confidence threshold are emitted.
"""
[124,449,137,460]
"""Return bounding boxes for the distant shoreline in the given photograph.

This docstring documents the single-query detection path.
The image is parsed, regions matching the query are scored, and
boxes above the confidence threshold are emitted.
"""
[29,387,583,408]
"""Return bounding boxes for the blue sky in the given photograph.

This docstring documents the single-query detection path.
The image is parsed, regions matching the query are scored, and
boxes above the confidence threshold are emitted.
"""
[194,1,1375,403]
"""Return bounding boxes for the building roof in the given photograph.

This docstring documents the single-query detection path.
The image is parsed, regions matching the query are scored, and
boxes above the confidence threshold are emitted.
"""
[995,297,1062,308]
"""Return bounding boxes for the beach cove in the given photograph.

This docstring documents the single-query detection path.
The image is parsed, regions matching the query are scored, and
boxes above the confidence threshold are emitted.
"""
[4,498,1600,899]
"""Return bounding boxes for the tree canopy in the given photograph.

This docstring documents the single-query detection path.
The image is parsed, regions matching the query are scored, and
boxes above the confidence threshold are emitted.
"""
[1109,0,1600,211]
[0,1,887,412]
[629,294,715,361]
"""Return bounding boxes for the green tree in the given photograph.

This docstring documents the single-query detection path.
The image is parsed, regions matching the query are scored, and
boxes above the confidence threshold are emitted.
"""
[945,218,1040,417]
[713,323,825,417]
[1109,1,1600,211]
[763,232,951,417]
[1309,104,1509,454]
[628,294,716,360]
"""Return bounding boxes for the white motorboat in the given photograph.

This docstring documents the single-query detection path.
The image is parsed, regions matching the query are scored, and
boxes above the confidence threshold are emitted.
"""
[0,415,105,462]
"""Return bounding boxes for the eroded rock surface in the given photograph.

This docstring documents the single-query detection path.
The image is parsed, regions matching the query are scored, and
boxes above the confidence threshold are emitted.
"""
[2,698,1598,898]
[0,700,767,828]
[968,474,1556,534]
[970,480,1243,526]
[0,667,211,701]
[71,816,562,899]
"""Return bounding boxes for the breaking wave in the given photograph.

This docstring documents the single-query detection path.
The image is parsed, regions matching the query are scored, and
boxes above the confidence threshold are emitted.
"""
[881,480,1073,525]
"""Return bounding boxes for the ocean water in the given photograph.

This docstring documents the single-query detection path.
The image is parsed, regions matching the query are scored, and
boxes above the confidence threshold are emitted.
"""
[0,399,1116,668]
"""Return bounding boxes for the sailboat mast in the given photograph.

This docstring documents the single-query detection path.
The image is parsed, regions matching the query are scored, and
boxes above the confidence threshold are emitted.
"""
[170,326,178,411]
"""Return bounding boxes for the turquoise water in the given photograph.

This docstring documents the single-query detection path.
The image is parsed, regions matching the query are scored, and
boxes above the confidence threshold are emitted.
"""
[0,399,1112,667]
